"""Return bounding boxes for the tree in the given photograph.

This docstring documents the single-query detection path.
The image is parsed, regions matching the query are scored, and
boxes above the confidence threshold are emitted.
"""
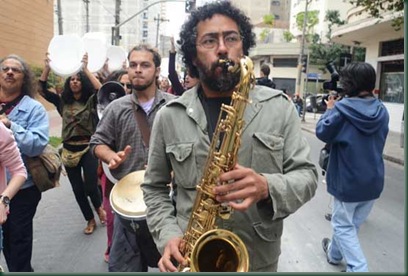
[295,10,319,42]
[283,30,294,42]
[308,10,365,72]
[325,10,345,40]
[349,0,404,30]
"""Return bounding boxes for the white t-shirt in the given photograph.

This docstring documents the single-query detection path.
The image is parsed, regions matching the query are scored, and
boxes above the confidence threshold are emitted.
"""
[140,98,155,114]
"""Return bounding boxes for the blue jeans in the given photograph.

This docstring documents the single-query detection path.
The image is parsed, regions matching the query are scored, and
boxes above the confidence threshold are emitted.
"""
[328,198,375,272]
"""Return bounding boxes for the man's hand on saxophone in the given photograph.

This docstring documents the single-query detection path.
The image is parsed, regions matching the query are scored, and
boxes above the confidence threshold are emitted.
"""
[213,164,270,211]
[158,237,185,272]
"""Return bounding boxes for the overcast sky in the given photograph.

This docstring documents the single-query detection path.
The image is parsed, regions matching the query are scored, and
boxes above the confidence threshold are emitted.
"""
[164,0,216,38]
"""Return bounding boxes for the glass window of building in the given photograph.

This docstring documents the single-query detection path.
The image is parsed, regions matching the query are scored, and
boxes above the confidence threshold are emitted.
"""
[273,58,298,67]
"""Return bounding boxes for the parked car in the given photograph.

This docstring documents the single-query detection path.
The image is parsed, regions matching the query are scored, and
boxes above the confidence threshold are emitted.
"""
[305,94,327,113]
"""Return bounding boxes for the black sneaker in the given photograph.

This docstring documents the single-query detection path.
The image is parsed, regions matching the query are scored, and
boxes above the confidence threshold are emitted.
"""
[322,238,338,265]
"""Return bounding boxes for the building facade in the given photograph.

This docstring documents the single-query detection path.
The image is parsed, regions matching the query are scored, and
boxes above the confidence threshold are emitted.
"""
[231,0,290,28]
[331,5,404,133]
[55,0,166,52]
[290,0,353,43]
[0,0,54,66]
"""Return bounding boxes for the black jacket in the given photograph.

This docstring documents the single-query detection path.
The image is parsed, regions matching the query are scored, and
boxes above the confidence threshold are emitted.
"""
[256,77,276,89]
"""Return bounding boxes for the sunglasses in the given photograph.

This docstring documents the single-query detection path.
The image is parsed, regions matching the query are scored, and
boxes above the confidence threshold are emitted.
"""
[120,83,132,89]
[1,66,23,74]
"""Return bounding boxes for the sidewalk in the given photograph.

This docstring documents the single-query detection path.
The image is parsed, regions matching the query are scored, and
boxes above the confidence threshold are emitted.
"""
[48,109,62,138]
[300,112,405,166]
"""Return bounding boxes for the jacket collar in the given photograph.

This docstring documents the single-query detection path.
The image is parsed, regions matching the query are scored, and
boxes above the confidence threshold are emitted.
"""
[167,84,282,132]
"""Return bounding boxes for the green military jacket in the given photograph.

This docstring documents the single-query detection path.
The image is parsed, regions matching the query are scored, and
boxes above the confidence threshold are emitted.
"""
[142,85,318,271]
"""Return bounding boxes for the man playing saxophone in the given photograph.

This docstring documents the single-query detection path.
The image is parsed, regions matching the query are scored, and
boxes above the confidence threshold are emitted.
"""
[141,1,318,272]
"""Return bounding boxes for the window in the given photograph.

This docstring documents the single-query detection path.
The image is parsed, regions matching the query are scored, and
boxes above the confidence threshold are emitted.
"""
[271,0,280,6]
[380,39,403,57]
[274,14,280,20]
[380,60,404,104]
[273,78,296,93]
[273,58,298,67]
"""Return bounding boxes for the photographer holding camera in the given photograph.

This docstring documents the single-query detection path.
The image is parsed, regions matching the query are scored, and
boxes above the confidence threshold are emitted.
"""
[316,62,389,272]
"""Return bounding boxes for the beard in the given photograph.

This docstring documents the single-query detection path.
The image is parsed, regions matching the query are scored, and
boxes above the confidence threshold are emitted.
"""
[196,59,240,93]
[132,77,155,91]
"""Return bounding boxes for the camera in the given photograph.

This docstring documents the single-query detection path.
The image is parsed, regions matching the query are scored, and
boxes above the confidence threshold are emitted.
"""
[323,62,343,93]
[322,90,340,103]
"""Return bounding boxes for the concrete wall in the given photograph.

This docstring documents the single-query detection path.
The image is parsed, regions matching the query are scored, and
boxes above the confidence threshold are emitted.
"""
[0,0,54,66]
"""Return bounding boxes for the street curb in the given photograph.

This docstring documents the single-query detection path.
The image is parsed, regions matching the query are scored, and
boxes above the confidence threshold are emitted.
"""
[300,126,404,166]
[383,155,404,166]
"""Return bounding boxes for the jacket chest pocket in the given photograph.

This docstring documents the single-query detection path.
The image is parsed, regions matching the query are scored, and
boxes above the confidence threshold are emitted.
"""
[251,133,284,173]
[166,143,198,189]
[11,116,28,129]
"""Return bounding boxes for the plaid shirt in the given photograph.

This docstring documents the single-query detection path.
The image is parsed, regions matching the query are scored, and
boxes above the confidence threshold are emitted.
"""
[90,90,176,180]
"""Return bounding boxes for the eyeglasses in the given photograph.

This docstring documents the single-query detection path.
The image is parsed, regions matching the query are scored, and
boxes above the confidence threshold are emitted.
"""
[1,66,23,74]
[197,33,243,50]
[120,83,132,89]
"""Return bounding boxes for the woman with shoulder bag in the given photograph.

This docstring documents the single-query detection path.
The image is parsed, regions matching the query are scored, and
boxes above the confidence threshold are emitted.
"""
[39,53,106,235]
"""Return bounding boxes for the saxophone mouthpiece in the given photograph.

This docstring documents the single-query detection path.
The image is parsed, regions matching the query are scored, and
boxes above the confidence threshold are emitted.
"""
[218,59,238,73]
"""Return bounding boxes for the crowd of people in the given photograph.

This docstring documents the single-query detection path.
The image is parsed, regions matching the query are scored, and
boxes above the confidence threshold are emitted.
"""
[0,1,390,273]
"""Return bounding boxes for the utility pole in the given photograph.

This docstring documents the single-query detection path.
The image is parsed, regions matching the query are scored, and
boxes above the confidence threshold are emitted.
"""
[84,0,90,33]
[114,0,121,44]
[154,14,169,48]
[296,0,310,122]
[57,0,63,35]
[111,0,183,46]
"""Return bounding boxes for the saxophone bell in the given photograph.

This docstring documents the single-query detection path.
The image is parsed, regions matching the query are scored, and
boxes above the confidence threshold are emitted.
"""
[178,55,254,272]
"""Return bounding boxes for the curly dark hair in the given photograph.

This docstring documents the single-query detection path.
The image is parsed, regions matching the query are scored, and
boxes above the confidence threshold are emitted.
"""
[0,54,37,98]
[178,1,256,79]
[61,71,95,104]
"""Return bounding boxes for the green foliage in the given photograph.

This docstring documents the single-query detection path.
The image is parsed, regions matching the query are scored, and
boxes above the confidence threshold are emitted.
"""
[263,14,275,26]
[296,10,320,40]
[353,47,366,61]
[309,43,348,71]
[259,29,270,42]
[283,30,294,42]
[308,9,356,71]
[258,14,274,43]
[309,43,366,72]
[349,0,403,30]
[30,64,65,90]
[325,10,345,40]
[49,136,62,148]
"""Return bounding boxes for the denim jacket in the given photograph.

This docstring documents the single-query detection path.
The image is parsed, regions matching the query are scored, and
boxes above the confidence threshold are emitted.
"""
[7,96,49,189]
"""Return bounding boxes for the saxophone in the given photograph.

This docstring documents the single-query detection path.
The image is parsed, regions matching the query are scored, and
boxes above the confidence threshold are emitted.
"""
[178,56,255,272]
